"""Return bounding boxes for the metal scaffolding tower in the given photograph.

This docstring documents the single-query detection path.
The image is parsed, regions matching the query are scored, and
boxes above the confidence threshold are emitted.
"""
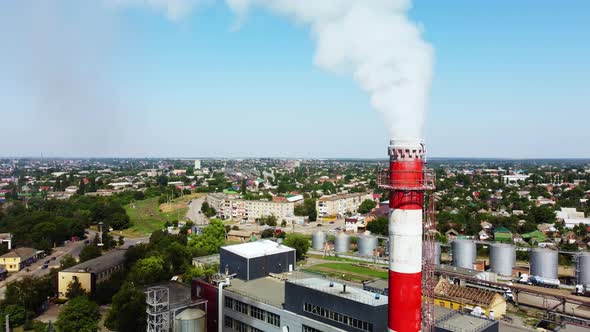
[422,193,437,332]
[146,286,170,332]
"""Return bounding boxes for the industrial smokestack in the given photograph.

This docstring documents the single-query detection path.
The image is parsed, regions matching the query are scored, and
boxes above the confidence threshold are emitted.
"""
[388,138,425,332]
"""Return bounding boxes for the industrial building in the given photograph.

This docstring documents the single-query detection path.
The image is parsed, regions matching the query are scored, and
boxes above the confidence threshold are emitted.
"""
[219,240,296,281]
[316,192,373,220]
[144,281,208,332]
[434,279,507,318]
[194,271,498,332]
[58,249,126,299]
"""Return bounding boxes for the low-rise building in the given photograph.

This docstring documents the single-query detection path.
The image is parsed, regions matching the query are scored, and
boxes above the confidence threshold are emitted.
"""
[0,247,41,272]
[434,279,506,318]
[58,249,126,299]
[316,193,373,220]
[207,193,296,223]
[220,240,296,281]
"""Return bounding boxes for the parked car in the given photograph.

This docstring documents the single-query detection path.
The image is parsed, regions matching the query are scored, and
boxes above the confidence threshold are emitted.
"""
[42,265,48,269]
[50,256,56,261]
[44,260,50,265]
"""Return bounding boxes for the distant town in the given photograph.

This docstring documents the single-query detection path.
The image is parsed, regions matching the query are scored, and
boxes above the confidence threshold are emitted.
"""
[0,157,589,331]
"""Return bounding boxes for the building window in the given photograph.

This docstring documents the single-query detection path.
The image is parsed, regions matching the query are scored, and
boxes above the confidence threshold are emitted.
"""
[235,320,249,332]
[235,300,249,315]
[225,296,234,309]
[225,315,234,328]
[303,325,323,332]
[303,302,373,332]
[250,306,266,321]
[266,312,280,327]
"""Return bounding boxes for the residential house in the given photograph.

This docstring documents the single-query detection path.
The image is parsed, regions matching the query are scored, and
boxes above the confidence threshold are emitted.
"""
[0,247,41,272]
[478,230,490,241]
[445,229,459,241]
[512,233,524,244]
[227,230,258,243]
[493,226,513,243]
[522,230,547,244]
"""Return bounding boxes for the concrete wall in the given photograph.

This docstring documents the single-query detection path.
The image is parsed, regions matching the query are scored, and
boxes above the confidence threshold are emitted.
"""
[58,272,93,299]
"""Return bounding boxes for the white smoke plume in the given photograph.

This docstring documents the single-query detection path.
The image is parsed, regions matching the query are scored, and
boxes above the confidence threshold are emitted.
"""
[106,0,434,140]
[226,0,434,140]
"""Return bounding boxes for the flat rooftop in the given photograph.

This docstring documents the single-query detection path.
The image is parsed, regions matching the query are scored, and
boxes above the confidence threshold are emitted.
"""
[192,254,220,265]
[288,277,388,307]
[143,281,193,309]
[222,240,294,259]
[434,306,496,332]
[63,249,126,274]
[226,275,287,308]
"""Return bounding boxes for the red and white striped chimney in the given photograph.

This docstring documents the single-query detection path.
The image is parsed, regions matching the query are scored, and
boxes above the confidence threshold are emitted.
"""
[388,139,425,332]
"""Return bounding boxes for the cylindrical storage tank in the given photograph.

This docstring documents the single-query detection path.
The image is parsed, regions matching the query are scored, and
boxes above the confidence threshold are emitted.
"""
[357,235,378,257]
[452,240,476,269]
[312,231,326,251]
[174,308,206,332]
[334,232,350,253]
[489,243,515,277]
[576,253,590,285]
[434,242,442,266]
[530,248,558,280]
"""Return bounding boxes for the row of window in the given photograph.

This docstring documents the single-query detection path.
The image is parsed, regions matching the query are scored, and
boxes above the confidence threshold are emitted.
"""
[224,316,264,332]
[225,296,281,327]
[225,316,324,332]
[303,302,373,332]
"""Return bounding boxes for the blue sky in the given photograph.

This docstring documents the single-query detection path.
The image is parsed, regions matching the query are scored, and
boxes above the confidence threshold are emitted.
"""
[0,1,588,158]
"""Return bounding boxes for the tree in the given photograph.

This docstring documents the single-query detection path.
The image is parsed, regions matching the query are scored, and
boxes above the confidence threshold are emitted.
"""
[189,219,226,254]
[261,229,275,238]
[4,304,26,327]
[4,275,54,313]
[128,256,168,285]
[574,222,588,237]
[157,175,168,187]
[60,254,78,270]
[79,245,101,263]
[283,233,310,260]
[367,217,388,236]
[55,296,100,332]
[357,199,377,214]
[105,284,147,332]
[66,278,86,299]
[241,178,247,195]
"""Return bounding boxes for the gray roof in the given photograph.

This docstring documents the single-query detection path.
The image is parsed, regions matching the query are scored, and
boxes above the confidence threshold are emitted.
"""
[192,254,220,265]
[288,277,388,307]
[434,306,497,332]
[226,276,286,308]
[142,281,192,309]
[63,249,126,274]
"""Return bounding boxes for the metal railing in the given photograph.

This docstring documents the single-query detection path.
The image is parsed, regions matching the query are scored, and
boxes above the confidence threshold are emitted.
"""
[377,168,436,191]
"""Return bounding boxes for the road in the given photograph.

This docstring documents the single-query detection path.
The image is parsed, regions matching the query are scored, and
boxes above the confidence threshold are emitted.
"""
[186,196,210,225]
[0,230,149,300]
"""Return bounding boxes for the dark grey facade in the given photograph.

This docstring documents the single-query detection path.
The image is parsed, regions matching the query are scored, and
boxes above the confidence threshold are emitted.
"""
[284,281,388,332]
[219,245,296,281]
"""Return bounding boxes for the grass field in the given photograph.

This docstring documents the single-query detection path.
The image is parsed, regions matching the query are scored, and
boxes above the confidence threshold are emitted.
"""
[304,262,388,282]
[122,194,204,237]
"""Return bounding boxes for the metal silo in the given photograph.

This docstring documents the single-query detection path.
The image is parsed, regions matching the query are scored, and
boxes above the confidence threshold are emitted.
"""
[489,243,515,277]
[312,231,326,251]
[576,253,590,285]
[358,235,378,257]
[530,248,558,280]
[174,307,206,332]
[434,242,442,266]
[334,232,350,253]
[452,240,476,269]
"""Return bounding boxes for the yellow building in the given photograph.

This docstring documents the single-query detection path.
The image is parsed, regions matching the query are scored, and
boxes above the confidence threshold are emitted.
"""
[58,249,126,299]
[0,247,40,272]
[434,279,506,318]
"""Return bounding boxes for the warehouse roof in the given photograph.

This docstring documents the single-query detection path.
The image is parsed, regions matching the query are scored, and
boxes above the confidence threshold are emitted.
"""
[435,279,500,307]
[63,249,126,274]
[222,240,294,259]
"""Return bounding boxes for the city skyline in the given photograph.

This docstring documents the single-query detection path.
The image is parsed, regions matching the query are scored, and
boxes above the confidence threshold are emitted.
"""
[0,1,588,159]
